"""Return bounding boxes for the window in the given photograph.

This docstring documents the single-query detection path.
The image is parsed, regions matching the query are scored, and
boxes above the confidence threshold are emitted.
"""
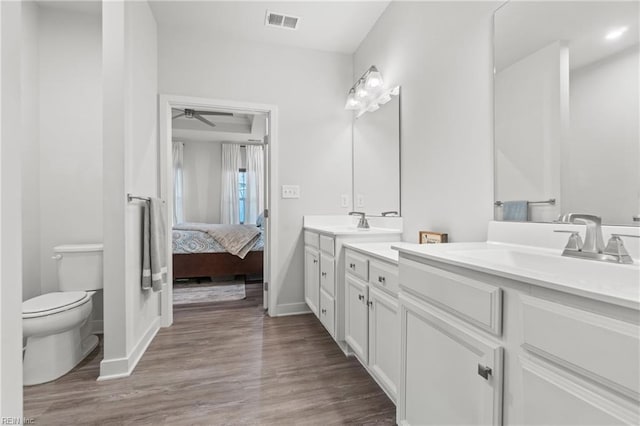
[238,168,247,224]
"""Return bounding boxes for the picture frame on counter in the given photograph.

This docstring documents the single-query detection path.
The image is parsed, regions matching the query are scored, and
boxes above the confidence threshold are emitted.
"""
[419,231,448,244]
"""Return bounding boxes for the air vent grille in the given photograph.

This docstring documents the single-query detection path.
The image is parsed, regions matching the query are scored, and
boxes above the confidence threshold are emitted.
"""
[265,10,300,30]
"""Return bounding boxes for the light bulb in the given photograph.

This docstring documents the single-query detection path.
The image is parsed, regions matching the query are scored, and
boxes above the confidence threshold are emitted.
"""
[355,81,369,99]
[344,89,361,110]
[365,66,384,90]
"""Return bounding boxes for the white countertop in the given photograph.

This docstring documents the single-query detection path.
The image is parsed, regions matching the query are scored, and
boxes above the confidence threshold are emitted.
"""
[343,242,399,265]
[392,242,640,310]
[304,225,402,237]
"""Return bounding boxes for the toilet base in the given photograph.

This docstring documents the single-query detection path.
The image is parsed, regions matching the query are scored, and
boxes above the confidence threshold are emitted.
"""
[24,329,99,386]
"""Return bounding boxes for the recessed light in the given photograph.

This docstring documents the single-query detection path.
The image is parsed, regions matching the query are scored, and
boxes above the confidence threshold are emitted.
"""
[605,26,628,40]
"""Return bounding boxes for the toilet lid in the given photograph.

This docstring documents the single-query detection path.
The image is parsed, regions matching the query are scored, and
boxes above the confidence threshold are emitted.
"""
[23,291,89,316]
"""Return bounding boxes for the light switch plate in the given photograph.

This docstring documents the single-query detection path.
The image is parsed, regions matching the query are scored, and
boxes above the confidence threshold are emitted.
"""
[282,185,300,199]
[356,194,364,207]
[341,194,349,208]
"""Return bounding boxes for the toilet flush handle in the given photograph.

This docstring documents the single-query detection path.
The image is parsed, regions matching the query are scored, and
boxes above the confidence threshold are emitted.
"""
[51,254,62,260]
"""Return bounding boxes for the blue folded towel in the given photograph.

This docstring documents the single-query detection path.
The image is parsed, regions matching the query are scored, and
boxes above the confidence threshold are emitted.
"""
[503,200,529,222]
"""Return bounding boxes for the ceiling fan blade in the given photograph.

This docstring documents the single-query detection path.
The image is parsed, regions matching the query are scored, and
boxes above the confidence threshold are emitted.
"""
[172,112,185,120]
[196,111,234,116]
[194,113,216,127]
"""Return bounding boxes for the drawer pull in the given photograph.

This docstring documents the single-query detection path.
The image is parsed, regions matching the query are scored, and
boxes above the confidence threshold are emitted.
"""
[313,259,318,264]
[349,263,356,269]
[358,294,364,301]
[477,364,492,380]
[378,275,386,283]
[321,272,327,277]
[321,308,327,315]
[367,300,373,308]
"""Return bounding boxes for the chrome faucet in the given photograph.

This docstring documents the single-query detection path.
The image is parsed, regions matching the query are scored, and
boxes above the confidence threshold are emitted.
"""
[556,213,637,264]
[349,211,370,229]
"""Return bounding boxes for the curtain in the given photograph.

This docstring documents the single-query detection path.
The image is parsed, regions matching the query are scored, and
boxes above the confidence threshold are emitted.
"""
[220,144,241,224]
[245,145,264,225]
[172,142,184,225]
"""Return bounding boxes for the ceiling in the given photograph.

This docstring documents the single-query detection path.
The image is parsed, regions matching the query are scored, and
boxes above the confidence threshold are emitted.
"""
[172,108,267,143]
[148,0,391,54]
[495,1,639,72]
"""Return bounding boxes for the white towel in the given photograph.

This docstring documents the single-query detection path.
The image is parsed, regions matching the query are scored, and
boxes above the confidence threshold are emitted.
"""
[142,198,167,291]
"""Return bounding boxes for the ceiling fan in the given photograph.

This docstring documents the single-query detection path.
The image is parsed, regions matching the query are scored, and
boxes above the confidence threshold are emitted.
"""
[171,108,233,128]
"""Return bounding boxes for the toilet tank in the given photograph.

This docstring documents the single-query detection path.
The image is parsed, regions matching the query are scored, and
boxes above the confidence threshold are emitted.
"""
[53,243,103,291]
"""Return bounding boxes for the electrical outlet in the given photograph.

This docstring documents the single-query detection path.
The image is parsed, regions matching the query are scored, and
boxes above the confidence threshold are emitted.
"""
[281,185,300,199]
[341,194,349,208]
[356,194,364,207]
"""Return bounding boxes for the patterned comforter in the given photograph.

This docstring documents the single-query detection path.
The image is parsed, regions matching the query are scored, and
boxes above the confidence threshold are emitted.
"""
[172,228,264,254]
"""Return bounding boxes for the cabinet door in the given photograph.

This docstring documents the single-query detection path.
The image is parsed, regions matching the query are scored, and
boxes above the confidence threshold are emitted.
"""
[304,247,319,317]
[319,288,335,338]
[345,275,369,363]
[369,286,399,402]
[399,293,503,426]
[320,252,335,297]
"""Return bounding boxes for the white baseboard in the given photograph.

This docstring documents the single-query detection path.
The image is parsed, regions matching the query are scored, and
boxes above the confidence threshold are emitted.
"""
[272,302,311,317]
[97,316,160,381]
[91,320,104,335]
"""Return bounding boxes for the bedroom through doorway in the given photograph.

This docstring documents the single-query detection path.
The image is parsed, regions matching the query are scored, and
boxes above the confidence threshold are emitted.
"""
[164,100,271,315]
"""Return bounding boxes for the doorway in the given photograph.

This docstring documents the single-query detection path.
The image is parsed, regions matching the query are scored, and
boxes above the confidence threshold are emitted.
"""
[159,95,277,326]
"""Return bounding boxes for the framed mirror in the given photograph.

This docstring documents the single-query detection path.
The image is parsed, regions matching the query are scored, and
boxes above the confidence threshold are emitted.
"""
[494,1,639,225]
[352,89,401,216]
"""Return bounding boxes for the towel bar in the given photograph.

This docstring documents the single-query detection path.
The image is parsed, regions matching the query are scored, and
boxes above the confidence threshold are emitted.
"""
[494,198,555,207]
[127,193,150,202]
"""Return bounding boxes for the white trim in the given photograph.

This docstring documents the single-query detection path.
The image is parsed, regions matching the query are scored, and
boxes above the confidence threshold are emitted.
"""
[273,302,311,317]
[97,317,160,381]
[158,94,278,326]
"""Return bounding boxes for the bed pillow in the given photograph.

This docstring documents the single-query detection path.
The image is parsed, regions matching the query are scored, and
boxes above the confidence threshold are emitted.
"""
[256,212,264,228]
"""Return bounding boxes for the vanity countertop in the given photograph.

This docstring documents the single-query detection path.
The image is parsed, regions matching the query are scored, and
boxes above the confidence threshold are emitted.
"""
[343,242,399,265]
[392,242,640,310]
[304,225,402,237]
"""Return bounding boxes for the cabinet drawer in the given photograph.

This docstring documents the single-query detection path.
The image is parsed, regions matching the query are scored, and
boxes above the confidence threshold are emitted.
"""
[304,231,319,249]
[399,258,502,335]
[320,235,335,256]
[320,289,335,338]
[369,260,399,296]
[521,295,640,400]
[346,251,369,282]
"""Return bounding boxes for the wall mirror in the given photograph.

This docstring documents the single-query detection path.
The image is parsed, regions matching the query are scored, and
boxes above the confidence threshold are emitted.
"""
[494,1,639,225]
[352,89,401,216]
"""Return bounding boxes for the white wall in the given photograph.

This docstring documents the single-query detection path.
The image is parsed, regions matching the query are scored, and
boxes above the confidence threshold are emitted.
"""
[495,41,568,222]
[101,0,161,379]
[158,31,353,312]
[182,140,222,223]
[21,1,40,301]
[0,0,24,418]
[565,46,639,224]
[354,1,497,243]
[38,6,103,293]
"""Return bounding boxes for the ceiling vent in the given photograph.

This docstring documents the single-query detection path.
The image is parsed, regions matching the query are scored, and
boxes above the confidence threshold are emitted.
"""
[265,10,300,30]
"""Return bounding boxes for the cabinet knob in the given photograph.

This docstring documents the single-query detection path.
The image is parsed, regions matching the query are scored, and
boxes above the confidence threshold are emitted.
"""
[321,272,327,277]
[358,294,364,301]
[349,263,355,269]
[367,300,373,308]
[321,308,327,314]
[378,276,385,283]
[313,259,318,264]
[477,364,492,380]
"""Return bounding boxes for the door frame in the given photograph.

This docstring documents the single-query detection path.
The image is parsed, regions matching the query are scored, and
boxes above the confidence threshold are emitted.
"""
[158,94,278,326]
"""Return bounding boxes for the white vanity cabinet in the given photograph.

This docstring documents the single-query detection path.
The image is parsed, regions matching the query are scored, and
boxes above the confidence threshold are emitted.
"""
[396,246,640,426]
[303,225,402,351]
[344,247,400,402]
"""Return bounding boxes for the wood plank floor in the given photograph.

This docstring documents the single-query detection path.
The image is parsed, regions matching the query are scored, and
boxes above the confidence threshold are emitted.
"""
[24,283,396,425]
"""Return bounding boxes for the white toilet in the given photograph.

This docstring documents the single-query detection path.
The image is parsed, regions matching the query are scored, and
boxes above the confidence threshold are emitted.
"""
[23,243,103,386]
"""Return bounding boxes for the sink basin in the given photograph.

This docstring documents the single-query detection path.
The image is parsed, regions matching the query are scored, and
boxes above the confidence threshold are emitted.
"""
[326,226,370,232]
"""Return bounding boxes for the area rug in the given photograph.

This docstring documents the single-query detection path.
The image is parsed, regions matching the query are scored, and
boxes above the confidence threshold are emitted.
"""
[173,281,246,305]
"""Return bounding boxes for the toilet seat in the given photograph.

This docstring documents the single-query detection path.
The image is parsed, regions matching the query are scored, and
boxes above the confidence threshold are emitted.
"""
[23,291,90,319]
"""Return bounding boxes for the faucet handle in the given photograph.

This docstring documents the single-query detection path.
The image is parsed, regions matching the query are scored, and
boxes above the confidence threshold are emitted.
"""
[554,230,583,251]
[604,234,638,264]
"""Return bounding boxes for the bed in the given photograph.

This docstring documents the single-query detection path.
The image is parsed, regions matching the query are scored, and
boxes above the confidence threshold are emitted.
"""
[172,224,264,280]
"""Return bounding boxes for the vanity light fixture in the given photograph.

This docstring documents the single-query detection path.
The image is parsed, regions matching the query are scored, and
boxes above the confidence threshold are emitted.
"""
[605,26,628,40]
[345,65,399,117]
